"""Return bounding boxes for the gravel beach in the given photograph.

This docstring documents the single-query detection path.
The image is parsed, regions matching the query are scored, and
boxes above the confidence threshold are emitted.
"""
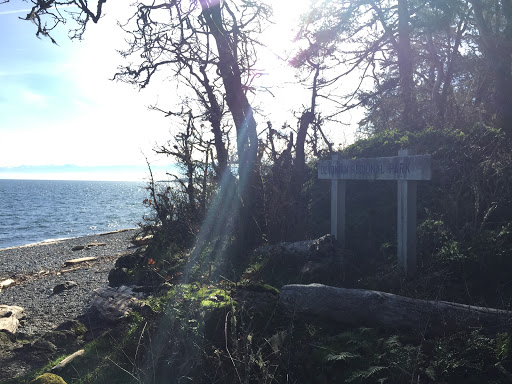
[0,229,139,336]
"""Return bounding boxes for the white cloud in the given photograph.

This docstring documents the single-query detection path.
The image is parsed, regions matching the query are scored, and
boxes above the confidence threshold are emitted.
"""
[0,0,357,172]
[20,89,48,107]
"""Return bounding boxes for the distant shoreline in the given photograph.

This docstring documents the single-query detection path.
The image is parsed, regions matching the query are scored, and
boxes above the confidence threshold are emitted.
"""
[0,228,138,251]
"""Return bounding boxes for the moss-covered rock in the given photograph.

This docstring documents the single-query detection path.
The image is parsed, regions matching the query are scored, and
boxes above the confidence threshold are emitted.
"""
[29,372,67,384]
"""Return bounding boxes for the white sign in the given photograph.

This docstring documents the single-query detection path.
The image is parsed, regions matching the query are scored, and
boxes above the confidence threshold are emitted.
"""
[318,154,431,181]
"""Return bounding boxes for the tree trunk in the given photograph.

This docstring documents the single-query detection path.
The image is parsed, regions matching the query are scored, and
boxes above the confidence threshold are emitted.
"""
[471,0,512,136]
[280,283,512,335]
[290,111,314,240]
[199,65,229,178]
[200,1,264,248]
[397,0,416,131]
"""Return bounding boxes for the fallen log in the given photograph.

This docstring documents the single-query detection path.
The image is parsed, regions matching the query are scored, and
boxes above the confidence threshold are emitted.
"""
[52,349,84,371]
[64,256,97,266]
[279,284,512,334]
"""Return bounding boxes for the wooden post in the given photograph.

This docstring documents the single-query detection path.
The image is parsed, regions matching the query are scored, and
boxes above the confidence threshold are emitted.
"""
[397,149,417,275]
[319,150,430,276]
[330,155,346,247]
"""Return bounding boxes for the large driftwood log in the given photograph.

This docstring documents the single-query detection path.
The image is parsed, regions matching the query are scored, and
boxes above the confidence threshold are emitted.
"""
[280,284,512,334]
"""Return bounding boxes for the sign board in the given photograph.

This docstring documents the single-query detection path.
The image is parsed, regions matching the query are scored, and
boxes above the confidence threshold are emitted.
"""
[318,154,432,181]
[320,151,432,276]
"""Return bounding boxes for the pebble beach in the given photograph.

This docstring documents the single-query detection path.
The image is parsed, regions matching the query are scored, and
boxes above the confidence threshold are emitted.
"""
[0,229,138,336]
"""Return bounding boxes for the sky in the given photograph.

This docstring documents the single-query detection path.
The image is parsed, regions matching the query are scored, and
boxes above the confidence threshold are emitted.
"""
[0,0,357,181]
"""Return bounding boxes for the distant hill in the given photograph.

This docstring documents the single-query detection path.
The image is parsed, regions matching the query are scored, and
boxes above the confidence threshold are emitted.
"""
[0,164,177,181]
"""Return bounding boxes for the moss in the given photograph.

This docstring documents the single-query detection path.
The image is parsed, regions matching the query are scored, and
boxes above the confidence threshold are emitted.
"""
[199,288,234,309]
[241,282,279,295]
[29,373,67,384]
[71,321,87,336]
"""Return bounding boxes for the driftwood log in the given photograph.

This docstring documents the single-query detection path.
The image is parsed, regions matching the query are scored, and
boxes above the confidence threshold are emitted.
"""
[280,284,512,334]
[52,349,85,372]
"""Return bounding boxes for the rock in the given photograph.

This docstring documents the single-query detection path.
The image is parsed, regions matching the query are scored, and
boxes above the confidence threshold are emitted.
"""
[115,252,144,269]
[87,242,106,248]
[0,330,15,350]
[71,243,106,251]
[88,286,140,322]
[108,267,132,287]
[248,234,347,287]
[30,372,67,384]
[51,349,84,371]
[55,320,87,335]
[53,281,78,295]
[31,338,58,352]
[0,305,25,334]
[42,330,79,350]
[64,256,97,266]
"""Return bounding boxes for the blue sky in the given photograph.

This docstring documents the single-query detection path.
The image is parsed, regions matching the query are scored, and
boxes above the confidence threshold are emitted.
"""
[0,2,173,180]
[0,1,355,181]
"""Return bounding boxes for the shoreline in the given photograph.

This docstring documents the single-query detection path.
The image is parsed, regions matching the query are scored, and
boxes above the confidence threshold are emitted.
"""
[0,228,138,252]
[0,228,139,337]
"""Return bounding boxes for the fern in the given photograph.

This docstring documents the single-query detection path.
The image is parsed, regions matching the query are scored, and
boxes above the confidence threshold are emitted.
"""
[347,365,387,382]
[325,352,358,362]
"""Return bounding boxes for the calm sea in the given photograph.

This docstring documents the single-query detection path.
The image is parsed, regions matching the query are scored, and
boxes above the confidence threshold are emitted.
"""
[0,179,150,249]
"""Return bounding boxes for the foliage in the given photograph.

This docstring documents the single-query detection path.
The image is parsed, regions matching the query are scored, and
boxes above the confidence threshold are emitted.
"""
[303,327,512,384]
[8,1,512,382]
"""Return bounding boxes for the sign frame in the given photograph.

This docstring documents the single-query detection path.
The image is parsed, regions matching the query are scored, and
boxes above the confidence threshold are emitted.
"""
[319,150,432,276]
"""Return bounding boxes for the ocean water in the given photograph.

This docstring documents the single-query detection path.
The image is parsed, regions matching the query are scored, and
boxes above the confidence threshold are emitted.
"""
[0,179,150,249]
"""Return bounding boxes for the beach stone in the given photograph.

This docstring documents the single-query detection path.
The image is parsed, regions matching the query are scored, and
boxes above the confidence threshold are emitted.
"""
[43,330,79,350]
[31,338,58,352]
[87,242,106,248]
[55,320,87,335]
[0,305,25,334]
[108,267,132,287]
[115,252,144,269]
[0,329,15,350]
[71,245,86,251]
[88,286,139,322]
[53,281,78,295]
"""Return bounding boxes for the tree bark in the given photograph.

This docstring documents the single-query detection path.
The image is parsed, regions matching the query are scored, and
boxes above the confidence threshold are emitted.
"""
[200,1,264,248]
[280,283,512,335]
[471,0,512,136]
[397,0,416,131]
